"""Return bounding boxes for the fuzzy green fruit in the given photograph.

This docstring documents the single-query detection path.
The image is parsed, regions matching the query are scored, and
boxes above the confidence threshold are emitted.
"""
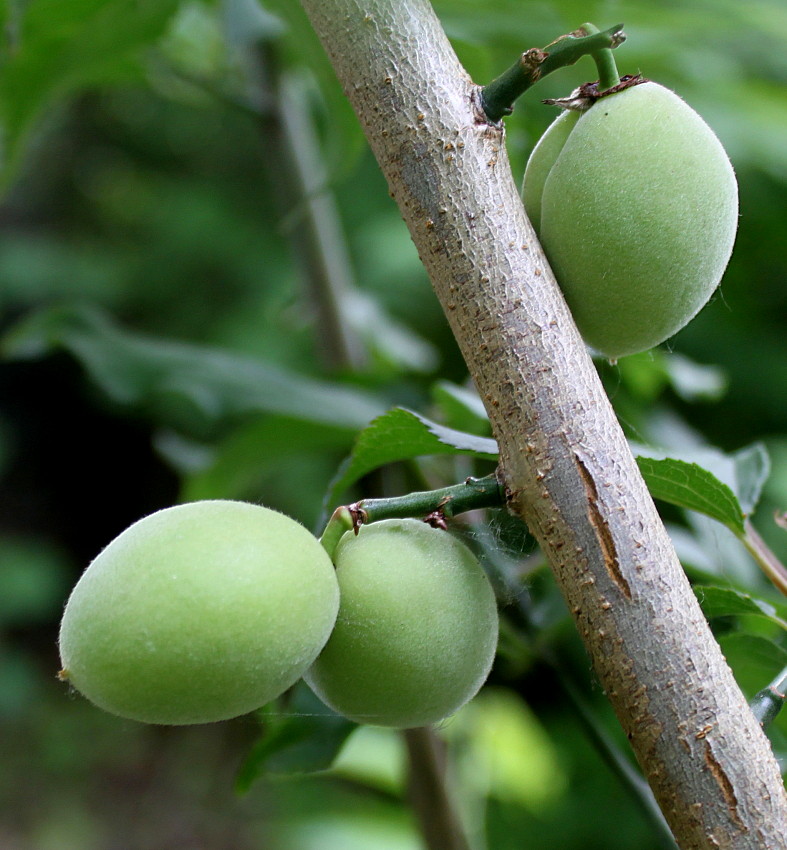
[523,81,738,359]
[305,519,498,728]
[58,501,339,725]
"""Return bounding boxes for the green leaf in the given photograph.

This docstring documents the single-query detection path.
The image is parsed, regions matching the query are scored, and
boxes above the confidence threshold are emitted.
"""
[635,455,746,535]
[733,443,771,516]
[2,306,385,437]
[236,684,355,790]
[633,441,772,534]
[694,585,787,631]
[0,537,70,626]
[324,407,499,508]
[0,0,181,184]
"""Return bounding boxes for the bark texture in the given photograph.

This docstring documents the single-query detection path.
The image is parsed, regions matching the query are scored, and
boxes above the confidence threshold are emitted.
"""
[299,1,787,846]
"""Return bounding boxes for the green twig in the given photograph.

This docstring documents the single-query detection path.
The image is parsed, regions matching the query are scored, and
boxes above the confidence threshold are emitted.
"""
[320,475,504,555]
[480,22,625,122]
[352,474,504,526]
[750,665,787,730]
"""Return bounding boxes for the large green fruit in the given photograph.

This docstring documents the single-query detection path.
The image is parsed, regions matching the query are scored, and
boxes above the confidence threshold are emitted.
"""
[58,501,339,725]
[305,519,498,728]
[523,81,738,359]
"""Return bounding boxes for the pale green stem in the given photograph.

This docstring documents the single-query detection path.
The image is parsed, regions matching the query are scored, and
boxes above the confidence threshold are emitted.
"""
[319,505,354,559]
[579,22,621,90]
[750,664,787,729]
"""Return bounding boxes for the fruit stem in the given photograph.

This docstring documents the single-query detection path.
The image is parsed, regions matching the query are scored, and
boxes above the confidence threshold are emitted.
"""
[480,22,625,123]
[749,664,787,729]
[319,505,355,560]
[580,22,621,90]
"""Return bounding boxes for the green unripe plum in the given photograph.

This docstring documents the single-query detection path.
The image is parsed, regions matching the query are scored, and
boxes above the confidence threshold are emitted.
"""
[58,501,339,725]
[305,519,498,728]
[522,81,738,359]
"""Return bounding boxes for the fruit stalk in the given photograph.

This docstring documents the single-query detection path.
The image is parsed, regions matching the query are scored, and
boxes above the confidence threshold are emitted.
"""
[749,664,787,729]
[579,22,620,90]
[319,504,355,558]
[300,1,787,845]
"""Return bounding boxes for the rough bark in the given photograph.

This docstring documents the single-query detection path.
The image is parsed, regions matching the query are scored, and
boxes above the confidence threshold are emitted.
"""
[299,0,787,846]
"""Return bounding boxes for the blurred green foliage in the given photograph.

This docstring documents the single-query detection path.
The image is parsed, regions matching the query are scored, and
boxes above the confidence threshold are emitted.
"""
[0,0,785,848]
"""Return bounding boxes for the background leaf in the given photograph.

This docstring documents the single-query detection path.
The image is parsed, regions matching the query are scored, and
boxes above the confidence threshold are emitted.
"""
[2,305,385,437]
[0,0,182,181]
[717,633,787,694]
[236,684,356,790]
[636,455,746,534]
[694,585,787,631]
[431,380,492,435]
[733,443,772,516]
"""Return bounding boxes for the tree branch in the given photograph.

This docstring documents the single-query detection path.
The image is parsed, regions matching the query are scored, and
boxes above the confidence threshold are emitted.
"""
[403,726,472,850]
[298,1,787,846]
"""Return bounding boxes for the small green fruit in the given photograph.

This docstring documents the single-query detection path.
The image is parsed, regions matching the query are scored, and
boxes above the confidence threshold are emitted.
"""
[58,501,339,725]
[305,519,498,728]
[521,108,579,234]
[523,81,738,359]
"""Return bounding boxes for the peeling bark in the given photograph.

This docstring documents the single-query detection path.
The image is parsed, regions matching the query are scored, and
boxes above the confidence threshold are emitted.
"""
[299,0,787,846]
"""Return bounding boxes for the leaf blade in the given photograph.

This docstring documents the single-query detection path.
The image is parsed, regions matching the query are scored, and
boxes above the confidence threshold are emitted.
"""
[235,685,355,790]
[635,455,746,535]
[324,407,498,508]
[694,584,787,631]
[2,305,385,436]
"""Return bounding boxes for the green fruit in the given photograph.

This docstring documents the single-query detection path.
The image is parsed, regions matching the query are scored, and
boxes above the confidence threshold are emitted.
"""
[58,501,339,725]
[521,108,579,233]
[305,519,498,728]
[523,81,738,359]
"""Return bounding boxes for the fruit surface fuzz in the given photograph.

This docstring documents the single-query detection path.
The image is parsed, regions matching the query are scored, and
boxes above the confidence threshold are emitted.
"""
[59,500,339,725]
[523,81,738,358]
[306,518,498,727]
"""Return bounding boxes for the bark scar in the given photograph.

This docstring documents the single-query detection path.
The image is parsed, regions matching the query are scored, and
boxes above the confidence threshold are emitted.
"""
[574,453,631,599]
[704,741,746,831]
